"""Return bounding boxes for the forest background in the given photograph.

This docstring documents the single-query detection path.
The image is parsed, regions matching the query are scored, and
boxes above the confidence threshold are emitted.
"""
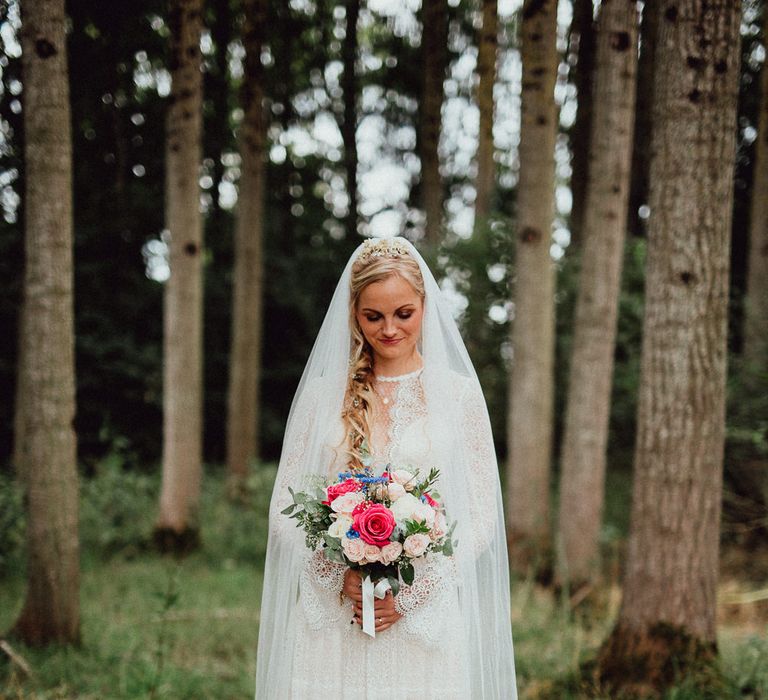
[0,0,767,697]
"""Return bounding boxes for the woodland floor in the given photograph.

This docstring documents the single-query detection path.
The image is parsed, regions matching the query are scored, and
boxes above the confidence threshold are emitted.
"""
[0,468,766,699]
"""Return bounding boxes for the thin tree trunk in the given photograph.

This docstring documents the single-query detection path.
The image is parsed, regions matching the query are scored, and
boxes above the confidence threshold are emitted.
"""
[567,0,596,247]
[12,0,80,645]
[506,0,559,574]
[420,0,447,246]
[342,0,359,241]
[475,0,498,224]
[626,0,659,238]
[226,0,267,496]
[155,0,204,552]
[598,0,742,692]
[743,10,768,373]
[556,0,639,589]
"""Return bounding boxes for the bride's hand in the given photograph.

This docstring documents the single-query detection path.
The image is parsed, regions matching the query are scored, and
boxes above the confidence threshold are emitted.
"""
[352,590,402,633]
[342,568,363,603]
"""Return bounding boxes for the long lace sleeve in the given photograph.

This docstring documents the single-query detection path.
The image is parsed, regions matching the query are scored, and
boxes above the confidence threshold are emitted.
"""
[459,379,500,556]
[393,554,457,645]
[299,547,349,630]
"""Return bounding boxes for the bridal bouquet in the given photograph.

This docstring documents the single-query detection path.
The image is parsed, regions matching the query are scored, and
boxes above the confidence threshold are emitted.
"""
[282,464,456,635]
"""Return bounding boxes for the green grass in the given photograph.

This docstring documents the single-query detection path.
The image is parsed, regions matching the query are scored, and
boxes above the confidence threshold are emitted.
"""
[0,465,766,699]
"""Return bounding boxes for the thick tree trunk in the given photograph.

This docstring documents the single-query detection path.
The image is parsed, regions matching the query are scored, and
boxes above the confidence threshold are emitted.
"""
[743,11,768,373]
[567,0,596,247]
[556,0,639,589]
[420,0,447,246]
[598,0,742,692]
[474,0,498,224]
[12,0,80,645]
[506,0,559,574]
[342,0,359,241]
[156,0,204,552]
[226,0,267,496]
[626,0,659,238]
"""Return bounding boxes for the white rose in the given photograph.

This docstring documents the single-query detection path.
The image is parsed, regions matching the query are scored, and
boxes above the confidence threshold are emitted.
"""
[331,491,365,514]
[387,482,407,501]
[403,533,430,558]
[363,544,381,563]
[342,537,366,563]
[380,541,403,564]
[389,493,421,523]
[392,469,416,491]
[412,501,435,528]
[328,514,353,538]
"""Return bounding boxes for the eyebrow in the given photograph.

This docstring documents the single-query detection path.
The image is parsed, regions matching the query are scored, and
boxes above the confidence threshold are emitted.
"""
[361,304,416,313]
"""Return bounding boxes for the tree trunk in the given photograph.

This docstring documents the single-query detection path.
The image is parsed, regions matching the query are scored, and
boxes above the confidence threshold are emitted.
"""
[626,0,659,238]
[743,10,768,373]
[474,0,498,224]
[598,0,742,692]
[225,0,268,497]
[342,0,359,242]
[506,0,559,575]
[420,0,447,246]
[556,0,639,590]
[155,0,204,553]
[567,0,597,247]
[12,0,80,645]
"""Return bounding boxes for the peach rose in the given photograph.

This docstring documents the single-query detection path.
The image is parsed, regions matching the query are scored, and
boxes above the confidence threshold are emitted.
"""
[331,491,365,514]
[380,541,403,564]
[342,536,366,563]
[392,469,416,491]
[388,482,407,501]
[363,544,382,563]
[403,533,430,558]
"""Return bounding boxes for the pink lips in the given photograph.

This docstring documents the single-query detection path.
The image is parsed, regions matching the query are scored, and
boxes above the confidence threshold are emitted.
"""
[379,338,403,345]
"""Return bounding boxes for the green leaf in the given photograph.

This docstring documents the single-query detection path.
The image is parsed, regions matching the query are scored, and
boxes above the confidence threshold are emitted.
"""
[387,575,400,597]
[400,561,414,586]
[280,504,296,515]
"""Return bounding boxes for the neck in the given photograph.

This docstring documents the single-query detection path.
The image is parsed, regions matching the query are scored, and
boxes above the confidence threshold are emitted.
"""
[373,349,422,378]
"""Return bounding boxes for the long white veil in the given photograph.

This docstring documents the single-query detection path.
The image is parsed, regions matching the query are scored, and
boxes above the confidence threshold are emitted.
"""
[255,237,517,698]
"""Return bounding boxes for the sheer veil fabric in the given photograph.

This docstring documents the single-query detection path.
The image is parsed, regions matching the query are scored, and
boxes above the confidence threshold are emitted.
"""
[255,237,517,698]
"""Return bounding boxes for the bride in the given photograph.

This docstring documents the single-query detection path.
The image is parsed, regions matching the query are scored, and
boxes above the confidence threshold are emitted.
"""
[255,237,517,698]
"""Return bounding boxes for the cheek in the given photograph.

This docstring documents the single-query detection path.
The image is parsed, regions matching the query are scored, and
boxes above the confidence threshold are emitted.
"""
[402,312,423,336]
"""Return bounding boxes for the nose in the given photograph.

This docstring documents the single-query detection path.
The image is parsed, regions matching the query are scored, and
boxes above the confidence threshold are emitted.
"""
[382,318,397,337]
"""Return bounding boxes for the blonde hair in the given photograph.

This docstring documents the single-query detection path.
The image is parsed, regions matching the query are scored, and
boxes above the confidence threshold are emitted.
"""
[341,252,425,469]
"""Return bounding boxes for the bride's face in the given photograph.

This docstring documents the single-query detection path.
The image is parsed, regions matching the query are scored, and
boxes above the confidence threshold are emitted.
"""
[355,274,424,365]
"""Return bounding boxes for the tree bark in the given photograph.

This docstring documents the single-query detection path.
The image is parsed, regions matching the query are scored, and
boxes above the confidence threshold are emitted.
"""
[567,0,597,247]
[342,0,359,241]
[225,0,268,496]
[556,0,639,589]
[627,0,659,238]
[12,0,80,645]
[506,0,559,574]
[156,0,205,552]
[420,0,447,246]
[743,10,768,373]
[474,0,498,224]
[598,0,742,692]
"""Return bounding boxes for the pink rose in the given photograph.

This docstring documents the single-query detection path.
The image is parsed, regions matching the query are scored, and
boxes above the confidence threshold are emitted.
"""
[388,482,407,501]
[353,504,396,547]
[430,512,448,541]
[342,537,366,563]
[323,478,361,505]
[380,541,403,564]
[403,533,430,558]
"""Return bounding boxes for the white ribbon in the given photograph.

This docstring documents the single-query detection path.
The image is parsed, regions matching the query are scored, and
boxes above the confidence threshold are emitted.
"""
[361,575,392,638]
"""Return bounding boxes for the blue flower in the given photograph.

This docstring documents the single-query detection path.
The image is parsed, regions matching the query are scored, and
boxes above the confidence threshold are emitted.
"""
[346,528,360,539]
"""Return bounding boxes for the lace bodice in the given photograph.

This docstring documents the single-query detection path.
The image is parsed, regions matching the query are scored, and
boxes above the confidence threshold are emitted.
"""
[368,368,430,468]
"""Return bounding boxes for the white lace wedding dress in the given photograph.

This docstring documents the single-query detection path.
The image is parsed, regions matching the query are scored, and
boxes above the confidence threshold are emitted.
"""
[275,368,480,699]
